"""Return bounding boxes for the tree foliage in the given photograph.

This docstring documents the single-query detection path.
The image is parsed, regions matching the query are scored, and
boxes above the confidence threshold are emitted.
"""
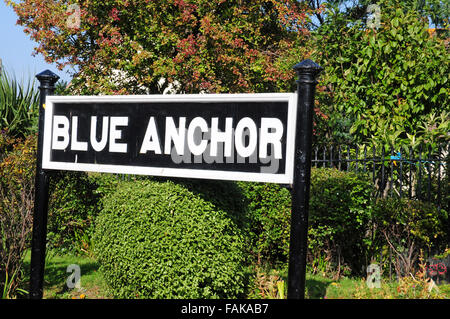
[308,0,449,28]
[312,1,449,150]
[364,0,449,28]
[10,0,318,94]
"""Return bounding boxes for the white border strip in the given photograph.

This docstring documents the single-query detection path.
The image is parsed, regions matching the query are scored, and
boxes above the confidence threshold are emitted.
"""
[42,93,297,184]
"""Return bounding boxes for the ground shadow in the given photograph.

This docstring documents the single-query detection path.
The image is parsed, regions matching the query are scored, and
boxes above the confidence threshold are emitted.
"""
[306,278,332,299]
[22,255,100,297]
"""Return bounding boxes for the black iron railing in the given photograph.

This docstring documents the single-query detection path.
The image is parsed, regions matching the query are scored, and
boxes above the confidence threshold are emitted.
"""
[312,143,449,210]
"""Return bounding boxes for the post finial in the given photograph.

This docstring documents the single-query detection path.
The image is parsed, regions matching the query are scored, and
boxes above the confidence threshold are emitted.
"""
[36,70,60,89]
[292,59,323,72]
[293,59,323,84]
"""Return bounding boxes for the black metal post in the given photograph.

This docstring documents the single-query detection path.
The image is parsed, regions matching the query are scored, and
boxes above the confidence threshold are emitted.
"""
[288,59,322,299]
[29,70,59,299]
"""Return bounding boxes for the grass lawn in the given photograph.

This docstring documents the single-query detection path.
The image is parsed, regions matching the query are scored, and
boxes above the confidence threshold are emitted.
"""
[21,251,450,299]
[22,250,111,299]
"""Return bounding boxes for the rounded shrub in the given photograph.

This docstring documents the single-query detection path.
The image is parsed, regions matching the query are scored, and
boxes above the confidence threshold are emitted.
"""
[93,178,249,299]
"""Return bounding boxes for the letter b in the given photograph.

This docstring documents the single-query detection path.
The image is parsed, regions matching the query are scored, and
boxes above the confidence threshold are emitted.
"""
[254,304,261,314]
[52,115,70,150]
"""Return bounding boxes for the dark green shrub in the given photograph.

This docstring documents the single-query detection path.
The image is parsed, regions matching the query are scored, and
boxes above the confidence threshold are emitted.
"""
[87,172,121,198]
[371,197,447,277]
[47,172,102,254]
[238,167,374,277]
[93,178,249,299]
[308,168,374,277]
[237,182,291,265]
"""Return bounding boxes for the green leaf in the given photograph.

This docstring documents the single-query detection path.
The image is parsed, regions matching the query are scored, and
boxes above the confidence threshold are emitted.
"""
[392,17,399,28]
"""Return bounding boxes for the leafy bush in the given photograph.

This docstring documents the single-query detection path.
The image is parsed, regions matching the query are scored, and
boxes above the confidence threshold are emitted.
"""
[308,168,374,277]
[93,178,250,299]
[371,197,447,277]
[47,172,102,255]
[238,167,374,277]
[0,132,36,298]
[237,182,291,265]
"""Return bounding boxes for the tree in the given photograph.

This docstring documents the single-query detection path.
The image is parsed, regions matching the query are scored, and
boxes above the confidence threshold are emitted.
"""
[311,0,449,151]
[365,0,449,28]
[10,0,317,94]
[307,0,449,29]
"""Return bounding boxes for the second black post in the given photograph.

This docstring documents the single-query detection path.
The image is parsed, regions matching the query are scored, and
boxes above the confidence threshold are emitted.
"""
[287,59,322,299]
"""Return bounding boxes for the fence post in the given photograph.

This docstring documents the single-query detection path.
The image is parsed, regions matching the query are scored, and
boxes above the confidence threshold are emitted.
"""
[288,59,322,299]
[29,70,59,299]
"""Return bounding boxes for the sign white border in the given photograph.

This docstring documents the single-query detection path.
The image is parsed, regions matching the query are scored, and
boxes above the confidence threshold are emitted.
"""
[42,93,297,184]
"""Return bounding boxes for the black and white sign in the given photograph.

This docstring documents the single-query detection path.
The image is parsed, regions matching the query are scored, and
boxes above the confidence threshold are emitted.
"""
[42,93,297,183]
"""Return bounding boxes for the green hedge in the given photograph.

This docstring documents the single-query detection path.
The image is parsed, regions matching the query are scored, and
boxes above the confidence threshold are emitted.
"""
[239,167,447,277]
[308,168,374,276]
[47,172,101,254]
[93,178,250,299]
[237,181,291,265]
[238,167,374,275]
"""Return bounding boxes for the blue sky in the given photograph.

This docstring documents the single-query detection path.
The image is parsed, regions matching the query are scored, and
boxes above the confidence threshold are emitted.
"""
[0,1,72,83]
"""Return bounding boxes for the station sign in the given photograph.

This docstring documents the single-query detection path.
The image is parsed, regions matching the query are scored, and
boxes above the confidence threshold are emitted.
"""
[42,93,297,184]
